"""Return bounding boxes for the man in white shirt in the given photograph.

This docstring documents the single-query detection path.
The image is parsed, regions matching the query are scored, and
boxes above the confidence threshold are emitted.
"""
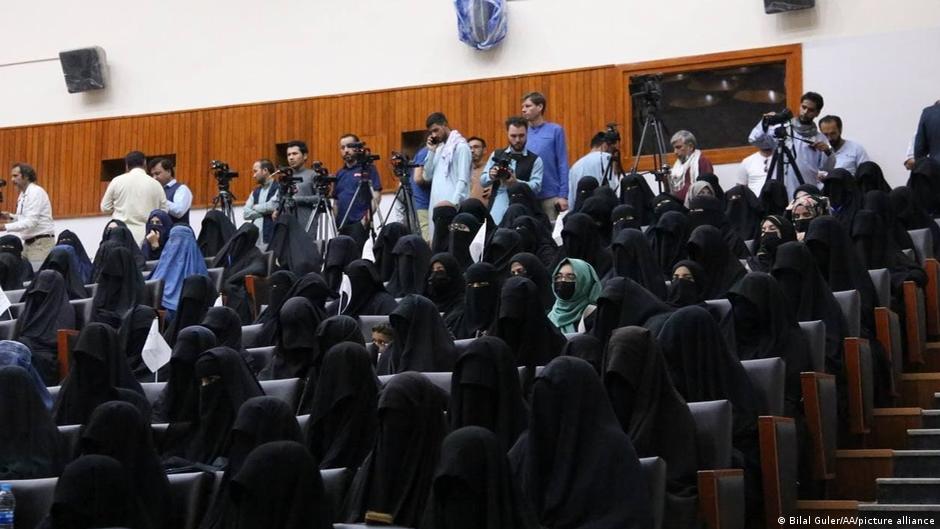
[101,151,169,243]
[567,132,614,205]
[0,163,56,262]
[243,159,279,250]
[819,115,870,175]
[738,136,775,196]
[149,158,193,225]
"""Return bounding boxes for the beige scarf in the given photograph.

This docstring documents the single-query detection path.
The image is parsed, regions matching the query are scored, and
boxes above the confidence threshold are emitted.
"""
[669,149,701,192]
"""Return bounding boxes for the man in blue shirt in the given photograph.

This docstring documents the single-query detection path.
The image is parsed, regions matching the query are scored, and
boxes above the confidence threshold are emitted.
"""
[409,146,431,240]
[521,91,569,221]
[333,133,382,246]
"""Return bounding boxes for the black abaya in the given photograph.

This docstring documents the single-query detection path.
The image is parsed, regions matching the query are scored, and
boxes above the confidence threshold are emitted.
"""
[16,269,76,385]
[450,262,501,339]
[647,210,691,277]
[687,225,747,299]
[45,455,138,529]
[341,259,399,317]
[0,365,61,479]
[152,325,217,423]
[198,210,237,258]
[212,223,268,324]
[611,228,667,299]
[560,212,613,278]
[378,294,457,375]
[390,234,433,297]
[508,252,554,312]
[163,274,218,346]
[489,276,565,371]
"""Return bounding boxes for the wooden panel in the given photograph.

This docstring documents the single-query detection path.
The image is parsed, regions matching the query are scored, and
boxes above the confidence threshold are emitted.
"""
[832,449,893,501]
[0,45,800,219]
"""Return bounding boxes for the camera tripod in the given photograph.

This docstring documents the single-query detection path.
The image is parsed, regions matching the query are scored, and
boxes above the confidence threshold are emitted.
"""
[303,187,338,255]
[338,171,380,247]
[211,187,237,226]
[766,126,808,187]
[630,104,672,195]
[382,171,421,237]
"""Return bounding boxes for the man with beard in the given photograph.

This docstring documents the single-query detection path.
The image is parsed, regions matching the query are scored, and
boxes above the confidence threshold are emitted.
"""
[468,136,491,202]
[748,91,835,197]
[666,130,713,202]
[242,159,279,249]
[819,115,870,175]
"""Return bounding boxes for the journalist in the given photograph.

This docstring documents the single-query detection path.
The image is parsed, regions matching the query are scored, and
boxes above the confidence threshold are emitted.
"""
[481,116,544,224]
[333,133,382,246]
[243,159,279,249]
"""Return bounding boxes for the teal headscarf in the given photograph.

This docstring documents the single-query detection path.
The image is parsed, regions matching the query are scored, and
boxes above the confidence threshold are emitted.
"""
[548,258,602,333]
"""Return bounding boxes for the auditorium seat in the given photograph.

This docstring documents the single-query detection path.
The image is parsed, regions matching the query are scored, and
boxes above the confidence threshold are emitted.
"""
[453,338,474,356]
[167,471,214,529]
[57,423,81,458]
[797,320,826,373]
[263,251,274,276]
[759,415,799,528]
[5,288,25,303]
[740,357,785,417]
[241,324,264,349]
[908,228,934,264]
[84,283,98,298]
[378,372,451,395]
[246,346,274,373]
[259,378,302,410]
[143,278,165,309]
[903,279,929,366]
[801,370,838,482]
[687,400,745,529]
[207,267,224,293]
[141,382,167,406]
[69,298,94,329]
[834,291,874,437]
[296,414,309,431]
[144,259,160,272]
[357,315,390,342]
[8,302,24,319]
[9,477,56,529]
[639,456,667,529]
[0,319,16,340]
[322,467,355,523]
[833,291,861,338]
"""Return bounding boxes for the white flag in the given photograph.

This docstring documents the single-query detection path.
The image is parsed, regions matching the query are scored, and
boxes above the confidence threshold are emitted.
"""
[0,287,10,317]
[141,318,172,373]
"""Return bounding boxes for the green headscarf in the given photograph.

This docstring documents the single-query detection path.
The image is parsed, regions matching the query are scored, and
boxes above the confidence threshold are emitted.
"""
[548,258,602,333]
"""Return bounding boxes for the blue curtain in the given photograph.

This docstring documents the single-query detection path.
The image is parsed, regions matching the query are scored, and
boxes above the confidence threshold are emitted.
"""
[455,0,508,51]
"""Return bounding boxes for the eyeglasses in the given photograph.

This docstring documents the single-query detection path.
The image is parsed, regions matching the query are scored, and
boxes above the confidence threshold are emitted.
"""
[553,273,577,282]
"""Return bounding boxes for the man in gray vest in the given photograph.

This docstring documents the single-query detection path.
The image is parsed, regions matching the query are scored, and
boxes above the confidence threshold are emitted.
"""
[481,116,544,224]
[280,140,331,240]
[149,158,192,225]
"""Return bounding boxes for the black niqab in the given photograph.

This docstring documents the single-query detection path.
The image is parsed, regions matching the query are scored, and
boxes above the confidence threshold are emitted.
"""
[747,214,797,273]
[152,325,217,423]
[323,235,359,293]
[822,168,863,231]
[342,259,398,317]
[666,259,708,308]
[374,222,410,284]
[118,305,158,380]
[163,274,218,346]
[212,223,268,324]
[907,157,940,216]
[510,215,558,268]
[262,297,322,381]
[489,276,565,371]
[0,234,34,285]
[687,225,747,299]
[448,212,483,270]
[431,205,459,253]
[890,186,940,258]
[647,210,690,277]
[424,253,465,316]
[590,276,672,349]
[856,161,891,194]
[390,234,432,297]
[561,333,605,375]
[451,262,500,339]
[198,210,237,257]
[618,173,655,226]
[573,177,600,212]
[687,195,751,258]
[725,184,763,242]
[508,252,553,312]
[0,365,61,479]
[316,314,366,353]
[201,306,244,351]
[483,228,523,279]
[378,294,457,375]
[37,245,88,300]
[16,269,75,385]
[269,212,323,275]
[47,455,137,529]
[561,212,612,278]
[611,228,667,299]
[508,356,653,529]
[92,246,146,325]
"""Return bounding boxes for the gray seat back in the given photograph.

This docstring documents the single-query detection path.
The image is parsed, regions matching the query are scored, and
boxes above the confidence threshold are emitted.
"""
[868,268,891,308]
[639,456,667,529]
[141,382,167,406]
[259,378,303,410]
[144,278,165,309]
[57,423,82,457]
[453,338,474,357]
[909,228,934,264]
[70,298,94,329]
[0,319,16,340]
[740,357,786,416]
[687,400,733,469]
[10,477,57,529]
[207,267,225,293]
[144,259,160,272]
[358,315,390,342]
[833,290,861,337]
[241,324,264,349]
[797,320,826,372]
[167,471,214,529]
[5,288,25,303]
[245,346,275,373]
[322,468,355,523]
[296,414,310,431]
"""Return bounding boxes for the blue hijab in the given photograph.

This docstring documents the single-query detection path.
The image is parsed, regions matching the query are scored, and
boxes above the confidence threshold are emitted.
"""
[141,210,173,261]
[0,340,53,409]
[150,226,209,311]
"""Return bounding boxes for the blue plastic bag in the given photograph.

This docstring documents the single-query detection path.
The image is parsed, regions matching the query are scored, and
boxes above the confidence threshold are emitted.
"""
[455,0,508,51]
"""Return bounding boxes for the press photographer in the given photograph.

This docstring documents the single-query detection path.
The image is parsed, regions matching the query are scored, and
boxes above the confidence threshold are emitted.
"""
[747,91,835,197]
[242,159,279,249]
[480,116,544,224]
[281,140,325,236]
[334,133,382,246]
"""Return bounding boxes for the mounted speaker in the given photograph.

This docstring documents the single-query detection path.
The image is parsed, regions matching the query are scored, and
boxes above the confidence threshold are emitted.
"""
[764,0,815,14]
[58,46,107,93]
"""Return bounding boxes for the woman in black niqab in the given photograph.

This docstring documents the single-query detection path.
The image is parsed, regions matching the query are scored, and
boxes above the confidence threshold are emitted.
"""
[98,221,146,270]
[448,212,483,270]
[198,209,237,258]
[423,426,539,529]
[0,252,24,292]
[589,276,672,348]
[152,325,217,423]
[54,322,145,426]
[268,212,323,275]
[91,245,146,325]
[0,234,34,285]
[118,304,159,380]
[604,326,699,529]
[561,333,605,375]
[758,177,790,216]
[511,215,558,268]
[389,234,432,297]
[44,455,138,529]
[852,208,926,294]
[281,271,335,318]
[573,176,600,213]
[687,225,747,299]
[865,190,916,260]
[199,397,304,529]
[431,205,459,253]
[343,372,448,527]
[16,269,76,385]
[651,192,688,223]
[79,401,171,529]
[509,252,553,312]
[907,157,940,216]
[508,182,551,228]
[378,294,457,375]
[201,306,245,352]
[489,276,565,372]
[687,195,751,258]
[424,253,465,316]
[647,210,690,277]
[747,214,797,273]
[37,245,88,300]
[0,365,61,479]
[822,168,863,231]
[725,184,763,242]
[619,172,656,226]
[228,441,333,529]
[611,228,667,299]
[665,259,708,308]
[483,228,523,279]
[340,259,398,317]
[322,235,359,293]
[212,223,268,324]
[316,314,366,353]
[449,336,528,450]
[560,212,613,278]
[163,274,218,346]
[304,342,378,469]
[458,197,497,236]
[856,161,892,194]
[56,230,93,284]
[890,185,940,258]
[580,195,616,247]
[611,204,643,235]
[261,297,323,381]
[509,356,653,529]
[373,222,410,285]
[451,262,500,339]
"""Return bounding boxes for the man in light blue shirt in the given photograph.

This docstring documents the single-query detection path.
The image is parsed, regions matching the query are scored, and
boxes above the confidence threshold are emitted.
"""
[481,116,543,224]
[522,92,569,221]
[423,112,471,240]
[819,115,870,175]
[567,132,613,206]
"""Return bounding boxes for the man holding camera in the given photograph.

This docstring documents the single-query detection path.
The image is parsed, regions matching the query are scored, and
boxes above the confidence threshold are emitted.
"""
[243,159,279,249]
[748,91,835,198]
[0,163,56,262]
[481,116,544,224]
[333,133,382,246]
[101,151,169,243]
[423,112,471,240]
[149,158,192,225]
[280,140,326,237]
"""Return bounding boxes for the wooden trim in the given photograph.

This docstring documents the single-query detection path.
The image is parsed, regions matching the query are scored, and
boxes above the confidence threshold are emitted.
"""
[924,258,940,337]
[835,449,894,458]
[759,415,796,528]
[618,44,803,168]
[801,371,837,481]
[872,407,922,416]
[697,468,744,529]
[844,338,871,437]
[56,328,80,383]
[903,281,925,365]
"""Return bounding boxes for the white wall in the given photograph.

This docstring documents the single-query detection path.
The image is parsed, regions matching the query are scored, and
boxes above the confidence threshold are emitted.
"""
[3,1,940,250]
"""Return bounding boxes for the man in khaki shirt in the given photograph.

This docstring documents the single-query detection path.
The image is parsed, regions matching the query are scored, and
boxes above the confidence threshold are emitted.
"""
[100,151,169,243]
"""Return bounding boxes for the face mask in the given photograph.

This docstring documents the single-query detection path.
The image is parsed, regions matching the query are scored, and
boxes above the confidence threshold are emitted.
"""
[793,218,812,233]
[554,280,576,301]
[667,278,700,307]
[427,271,449,295]
[759,232,782,255]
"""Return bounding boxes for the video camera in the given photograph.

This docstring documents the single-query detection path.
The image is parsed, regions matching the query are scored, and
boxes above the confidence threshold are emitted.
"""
[491,149,516,180]
[347,142,381,167]
[210,160,238,191]
[310,161,336,191]
[763,108,794,128]
[390,151,421,179]
[603,123,621,145]
[630,74,664,111]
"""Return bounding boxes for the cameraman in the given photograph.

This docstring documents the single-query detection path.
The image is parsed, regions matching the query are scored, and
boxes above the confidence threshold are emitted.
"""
[567,132,613,206]
[481,116,543,224]
[281,140,322,234]
[333,133,382,246]
[243,159,279,249]
[748,91,835,198]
